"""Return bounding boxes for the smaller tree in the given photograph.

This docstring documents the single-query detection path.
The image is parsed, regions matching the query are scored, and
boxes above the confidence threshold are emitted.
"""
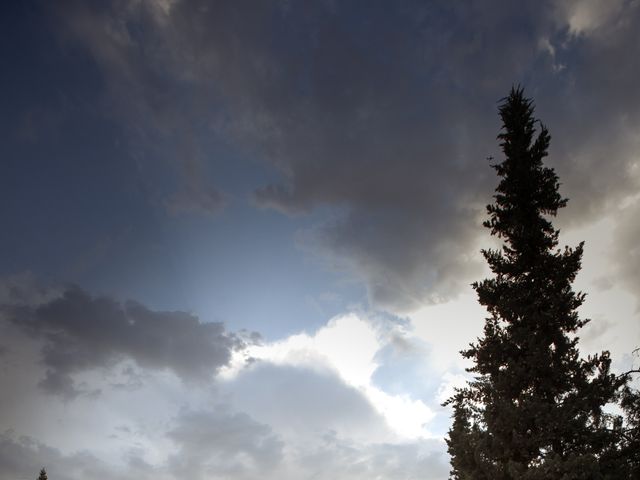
[37,468,47,480]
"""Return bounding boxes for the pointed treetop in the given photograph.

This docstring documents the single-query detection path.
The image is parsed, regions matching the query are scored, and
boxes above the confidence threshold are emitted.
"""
[444,87,629,479]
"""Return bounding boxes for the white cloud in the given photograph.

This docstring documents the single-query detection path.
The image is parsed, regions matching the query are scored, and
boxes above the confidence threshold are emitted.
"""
[435,372,469,404]
[222,313,437,439]
[409,291,486,375]
[407,211,640,395]
[556,0,627,36]
[231,313,379,386]
[562,216,640,372]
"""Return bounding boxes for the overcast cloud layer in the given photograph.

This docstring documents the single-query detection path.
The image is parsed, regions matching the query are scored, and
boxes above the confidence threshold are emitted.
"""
[2,1,640,479]
[38,0,640,310]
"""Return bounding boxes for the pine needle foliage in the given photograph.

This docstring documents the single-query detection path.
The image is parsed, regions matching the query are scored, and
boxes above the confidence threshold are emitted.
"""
[445,88,628,479]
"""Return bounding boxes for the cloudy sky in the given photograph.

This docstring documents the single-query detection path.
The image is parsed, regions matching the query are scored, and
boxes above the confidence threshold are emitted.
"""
[1,1,640,479]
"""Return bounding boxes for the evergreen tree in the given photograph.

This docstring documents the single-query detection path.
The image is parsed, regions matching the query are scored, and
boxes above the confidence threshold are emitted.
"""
[445,88,627,479]
[618,350,640,477]
[37,468,47,480]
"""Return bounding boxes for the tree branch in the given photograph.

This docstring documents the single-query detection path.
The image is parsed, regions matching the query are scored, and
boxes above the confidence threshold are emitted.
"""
[617,369,640,380]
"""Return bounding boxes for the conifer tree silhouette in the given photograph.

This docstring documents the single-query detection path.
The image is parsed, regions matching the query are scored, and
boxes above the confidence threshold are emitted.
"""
[445,88,627,479]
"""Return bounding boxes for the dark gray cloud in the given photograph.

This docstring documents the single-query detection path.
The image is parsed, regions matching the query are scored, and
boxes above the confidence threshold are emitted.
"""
[1,281,242,398]
[295,435,449,480]
[46,0,640,311]
[534,2,640,223]
[167,408,283,480]
[0,272,63,308]
[164,384,448,480]
[0,413,449,480]
[227,362,393,440]
[0,430,154,480]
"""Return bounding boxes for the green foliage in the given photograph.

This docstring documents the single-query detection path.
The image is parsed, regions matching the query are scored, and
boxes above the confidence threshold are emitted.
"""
[37,468,47,480]
[445,87,632,479]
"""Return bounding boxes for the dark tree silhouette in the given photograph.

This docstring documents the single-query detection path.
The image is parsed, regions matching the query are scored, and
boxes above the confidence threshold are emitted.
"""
[37,468,47,480]
[618,350,640,477]
[445,88,630,479]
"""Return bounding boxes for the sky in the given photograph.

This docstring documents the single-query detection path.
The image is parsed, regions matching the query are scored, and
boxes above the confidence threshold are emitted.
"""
[1,1,639,479]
